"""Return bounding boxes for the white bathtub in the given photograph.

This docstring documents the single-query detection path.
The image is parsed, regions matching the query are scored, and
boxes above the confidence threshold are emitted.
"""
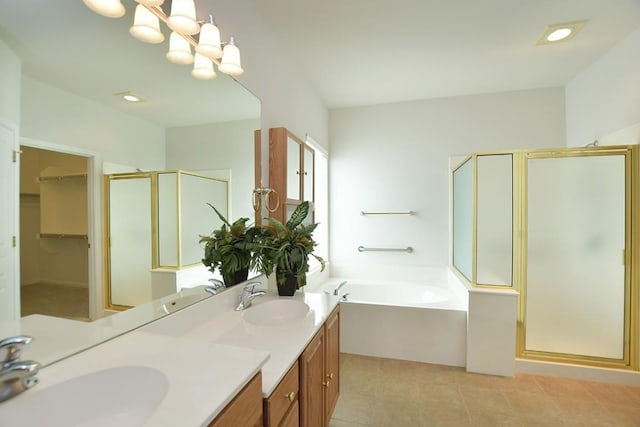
[328,280,467,310]
[314,278,468,366]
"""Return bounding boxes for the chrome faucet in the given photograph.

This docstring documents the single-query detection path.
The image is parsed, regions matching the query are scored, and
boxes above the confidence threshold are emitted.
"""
[205,278,226,295]
[0,336,40,403]
[235,282,265,311]
[333,281,348,296]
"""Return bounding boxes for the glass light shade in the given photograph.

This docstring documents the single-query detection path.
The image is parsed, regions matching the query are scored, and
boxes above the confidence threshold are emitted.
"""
[166,32,194,64]
[130,5,164,44]
[196,21,222,59]
[218,37,244,76]
[167,0,199,35]
[135,0,164,6]
[82,0,125,18]
[191,53,217,80]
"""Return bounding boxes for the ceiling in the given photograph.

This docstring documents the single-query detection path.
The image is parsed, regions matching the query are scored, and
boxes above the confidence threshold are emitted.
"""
[0,0,260,128]
[255,0,640,109]
[1,0,639,123]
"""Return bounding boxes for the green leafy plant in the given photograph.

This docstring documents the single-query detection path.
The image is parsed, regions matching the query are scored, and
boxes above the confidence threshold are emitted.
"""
[200,204,260,286]
[256,201,326,288]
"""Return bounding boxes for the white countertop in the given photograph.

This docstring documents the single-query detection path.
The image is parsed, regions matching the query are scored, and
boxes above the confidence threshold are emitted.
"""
[141,283,340,397]
[183,290,340,397]
[2,280,339,426]
[0,330,269,427]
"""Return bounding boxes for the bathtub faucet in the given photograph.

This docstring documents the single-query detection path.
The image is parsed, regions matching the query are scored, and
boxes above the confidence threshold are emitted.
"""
[333,281,348,296]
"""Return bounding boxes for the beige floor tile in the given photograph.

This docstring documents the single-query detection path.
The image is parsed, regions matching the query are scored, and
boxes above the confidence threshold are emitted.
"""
[585,381,640,407]
[535,375,598,401]
[459,385,514,418]
[332,393,379,425]
[600,403,640,427]
[468,411,522,427]
[329,419,369,427]
[505,389,560,418]
[552,396,619,426]
[419,405,472,427]
[335,353,634,427]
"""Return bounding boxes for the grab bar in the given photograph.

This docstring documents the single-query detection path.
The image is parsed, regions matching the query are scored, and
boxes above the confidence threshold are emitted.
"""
[358,246,413,253]
[360,211,414,216]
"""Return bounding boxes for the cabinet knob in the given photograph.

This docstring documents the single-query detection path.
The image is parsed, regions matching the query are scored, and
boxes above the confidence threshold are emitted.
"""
[284,391,296,402]
[326,373,334,380]
[322,381,330,388]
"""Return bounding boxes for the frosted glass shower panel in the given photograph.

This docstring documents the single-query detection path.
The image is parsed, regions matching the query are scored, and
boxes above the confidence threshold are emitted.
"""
[526,155,626,359]
[180,173,228,265]
[109,177,152,306]
[157,172,178,267]
[452,158,473,281]
[477,154,512,286]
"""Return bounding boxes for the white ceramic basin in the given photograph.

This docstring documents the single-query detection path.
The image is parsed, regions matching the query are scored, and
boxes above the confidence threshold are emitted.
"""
[0,366,168,427]
[243,299,310,325]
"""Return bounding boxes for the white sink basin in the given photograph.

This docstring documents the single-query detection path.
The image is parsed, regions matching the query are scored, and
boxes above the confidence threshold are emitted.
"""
[243,299,310,325]
[0,366,168,427]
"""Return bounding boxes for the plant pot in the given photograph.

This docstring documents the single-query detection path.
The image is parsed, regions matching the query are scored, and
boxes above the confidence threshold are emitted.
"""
[278,273,298,296]
[223,267,249,287]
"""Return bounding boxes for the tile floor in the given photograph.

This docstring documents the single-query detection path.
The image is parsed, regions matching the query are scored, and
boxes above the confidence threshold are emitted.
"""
[330,353,640,427]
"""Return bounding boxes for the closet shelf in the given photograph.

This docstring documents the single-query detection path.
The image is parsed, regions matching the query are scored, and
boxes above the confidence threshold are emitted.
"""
[39,233,88,240]
[38,173,87,182]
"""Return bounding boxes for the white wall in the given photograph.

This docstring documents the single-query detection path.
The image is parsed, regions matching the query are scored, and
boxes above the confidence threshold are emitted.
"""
[21,76,166,170]
[329,88,565,272]
[0,40,21,127]
[165,118,259,222]
[565,27,640,147]
[210,0,329,191]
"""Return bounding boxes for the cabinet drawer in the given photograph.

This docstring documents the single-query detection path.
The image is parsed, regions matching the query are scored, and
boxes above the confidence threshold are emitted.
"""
[264,360,299,427]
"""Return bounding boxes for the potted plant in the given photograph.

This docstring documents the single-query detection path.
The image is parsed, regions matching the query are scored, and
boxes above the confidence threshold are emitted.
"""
[257,201,326,296]
[200,204,259,287]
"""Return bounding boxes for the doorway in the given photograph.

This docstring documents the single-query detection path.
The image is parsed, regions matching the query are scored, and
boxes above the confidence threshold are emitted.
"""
[19,146,91,321]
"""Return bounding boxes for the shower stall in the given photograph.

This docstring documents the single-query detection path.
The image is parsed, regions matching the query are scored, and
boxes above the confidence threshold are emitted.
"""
[452,145,638,370]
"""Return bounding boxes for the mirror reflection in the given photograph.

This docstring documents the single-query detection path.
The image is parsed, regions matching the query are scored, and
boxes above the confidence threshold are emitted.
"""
[0,0,260,364]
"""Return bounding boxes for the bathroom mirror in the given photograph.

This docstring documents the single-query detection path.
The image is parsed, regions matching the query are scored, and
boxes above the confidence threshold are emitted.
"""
[0,0,260,365]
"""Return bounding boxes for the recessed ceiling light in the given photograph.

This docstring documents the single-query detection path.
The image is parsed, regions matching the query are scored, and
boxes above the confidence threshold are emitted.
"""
[536,20,587,45]
[115,91,145,103]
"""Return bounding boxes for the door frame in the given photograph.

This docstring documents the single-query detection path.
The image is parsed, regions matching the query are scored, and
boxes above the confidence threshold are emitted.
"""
[19,138,103,320]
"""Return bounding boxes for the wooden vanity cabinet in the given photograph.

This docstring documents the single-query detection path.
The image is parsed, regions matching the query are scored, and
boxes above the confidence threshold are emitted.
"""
[264,361,300,427]
[299,305,340,427]
[208,372,263,427]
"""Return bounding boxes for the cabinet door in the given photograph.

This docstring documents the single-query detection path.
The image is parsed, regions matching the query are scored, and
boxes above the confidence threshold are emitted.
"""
[324,306,340,420]
[299,328,325,427]
[286,136,301,201]
[281,400,300,427]
[209,373,263,427]
[302,145,314,203]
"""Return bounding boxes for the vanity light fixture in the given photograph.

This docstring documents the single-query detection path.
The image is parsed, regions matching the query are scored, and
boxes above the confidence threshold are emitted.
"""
[536,20,587,45]
[130,4,164,43]
[83,0,244,78]
[82,0,125,18]
[166,31,195,64]
[192,53,217,80]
